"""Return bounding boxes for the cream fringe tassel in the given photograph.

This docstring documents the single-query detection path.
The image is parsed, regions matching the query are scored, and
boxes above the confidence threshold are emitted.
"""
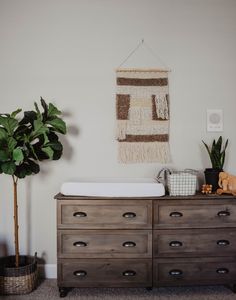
[118,142,170,163]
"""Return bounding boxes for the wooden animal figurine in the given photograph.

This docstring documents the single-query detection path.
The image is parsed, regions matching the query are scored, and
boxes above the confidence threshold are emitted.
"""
[217,171,236,196]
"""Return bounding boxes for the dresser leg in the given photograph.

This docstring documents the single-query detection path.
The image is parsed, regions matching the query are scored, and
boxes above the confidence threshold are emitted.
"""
[231,284,236,293]
[227,284,236,293]
[59,287,70,297]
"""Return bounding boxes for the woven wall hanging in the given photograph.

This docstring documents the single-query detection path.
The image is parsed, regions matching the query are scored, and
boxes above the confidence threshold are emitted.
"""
[116,68,170,163]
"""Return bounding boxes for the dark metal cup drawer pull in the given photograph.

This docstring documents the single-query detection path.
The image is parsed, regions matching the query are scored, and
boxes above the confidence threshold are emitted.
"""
[217,210,230,217]
[216,268,229,274]
[123,241,136,247]
[123,212,136,219]
[169,212,183,218]
[123,270,136,277]
[73,241,87,247]
[217,240,230,246]
[169,269,183,276]
[73,212,87,218]
[73,270,87,277]
[169,241,183,247]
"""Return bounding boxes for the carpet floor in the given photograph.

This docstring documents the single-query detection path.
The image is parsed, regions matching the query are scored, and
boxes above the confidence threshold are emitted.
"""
[1,280,236,300]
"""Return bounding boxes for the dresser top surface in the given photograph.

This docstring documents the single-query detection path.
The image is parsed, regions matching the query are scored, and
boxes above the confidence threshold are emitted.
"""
[55,192,236,201]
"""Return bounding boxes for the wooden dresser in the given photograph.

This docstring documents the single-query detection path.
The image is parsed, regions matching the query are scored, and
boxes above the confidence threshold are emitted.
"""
[55,193,236,297]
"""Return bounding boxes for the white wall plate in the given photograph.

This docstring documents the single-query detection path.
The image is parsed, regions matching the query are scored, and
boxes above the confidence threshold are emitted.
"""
[207,109,223,132]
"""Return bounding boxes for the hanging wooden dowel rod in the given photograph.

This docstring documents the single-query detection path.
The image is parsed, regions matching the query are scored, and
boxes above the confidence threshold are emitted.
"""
[116,68,170,73]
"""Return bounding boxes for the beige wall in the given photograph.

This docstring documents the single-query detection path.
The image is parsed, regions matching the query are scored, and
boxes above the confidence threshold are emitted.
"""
[0,0,236,264]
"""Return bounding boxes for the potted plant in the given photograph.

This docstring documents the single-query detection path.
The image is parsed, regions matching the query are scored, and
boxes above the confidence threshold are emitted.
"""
[202,136,228,192]
[0,98,66,295]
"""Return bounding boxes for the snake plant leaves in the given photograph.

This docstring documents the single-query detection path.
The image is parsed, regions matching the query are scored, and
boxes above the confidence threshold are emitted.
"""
[202,136,228,170]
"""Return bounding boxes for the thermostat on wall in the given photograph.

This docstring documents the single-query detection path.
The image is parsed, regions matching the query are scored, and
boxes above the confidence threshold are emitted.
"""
[207,109,223,132]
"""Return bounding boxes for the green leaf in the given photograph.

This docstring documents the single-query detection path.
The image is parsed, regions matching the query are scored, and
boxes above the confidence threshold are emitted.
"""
[1,161,16,175]
[8,137,17,152]
[0,150,9,161]
[14,125,30,140]
[10,109,22,118]
[0,128,7,140]
[29,144,39,160]
[46,117,66,134]
[48,103,61,117]
[15,159,40,178]
[42,146,54,159]
[31,119,49,139]
[40,97,48,121]
[27,159,40,174]
[46,141,62,151]
[34,102,41,119]
[19,111,37,125]
[13,148,24,162]
[223,139,228,152]
[0,116,18,135]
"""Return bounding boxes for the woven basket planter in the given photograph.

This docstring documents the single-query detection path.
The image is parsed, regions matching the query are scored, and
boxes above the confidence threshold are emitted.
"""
[0,253,38,295]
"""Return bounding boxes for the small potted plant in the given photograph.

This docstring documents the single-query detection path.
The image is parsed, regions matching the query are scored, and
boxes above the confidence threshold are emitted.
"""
[202,136,228,192]
[0,98,66,295]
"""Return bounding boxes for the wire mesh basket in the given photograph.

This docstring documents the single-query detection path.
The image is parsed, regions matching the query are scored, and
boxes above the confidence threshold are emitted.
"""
[167,169,197,196]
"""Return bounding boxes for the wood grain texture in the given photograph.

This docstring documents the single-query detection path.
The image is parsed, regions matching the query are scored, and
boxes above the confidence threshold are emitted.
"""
[58,229,152,258]
[55,194,236,291]
[58,259,152,287]
[57,199,152,229]
[153,228,236,257]
[153,257,236,286]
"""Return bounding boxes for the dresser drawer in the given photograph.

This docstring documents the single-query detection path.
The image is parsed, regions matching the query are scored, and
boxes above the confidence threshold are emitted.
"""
[154,257,236,286]
[154,200,236,228]
[57,199,152,229]
[58,259,152,287]
[58,230,152,258]
[154,229,236,257]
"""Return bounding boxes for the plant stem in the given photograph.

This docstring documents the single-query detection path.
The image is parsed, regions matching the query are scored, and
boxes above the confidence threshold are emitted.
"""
[12,175,20,267]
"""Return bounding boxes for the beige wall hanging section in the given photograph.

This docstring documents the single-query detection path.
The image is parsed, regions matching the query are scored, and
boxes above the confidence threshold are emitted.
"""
[116,68,170,163]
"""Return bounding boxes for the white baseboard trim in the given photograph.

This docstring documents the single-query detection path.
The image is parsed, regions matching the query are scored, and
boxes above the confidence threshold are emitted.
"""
[38,263,57,279]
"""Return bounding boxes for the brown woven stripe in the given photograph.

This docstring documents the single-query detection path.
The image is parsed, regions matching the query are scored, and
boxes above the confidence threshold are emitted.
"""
[116,94,130,120]
[117,77,168,86]
[119,134,169,142]
[152,95,158,120]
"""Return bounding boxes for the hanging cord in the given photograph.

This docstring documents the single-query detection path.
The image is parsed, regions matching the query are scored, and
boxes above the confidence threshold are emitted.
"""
[117,39,170,71]
[117,39,144,68]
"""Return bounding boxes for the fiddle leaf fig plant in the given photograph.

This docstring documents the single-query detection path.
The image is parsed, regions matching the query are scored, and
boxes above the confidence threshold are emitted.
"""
[0,98,66,267]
